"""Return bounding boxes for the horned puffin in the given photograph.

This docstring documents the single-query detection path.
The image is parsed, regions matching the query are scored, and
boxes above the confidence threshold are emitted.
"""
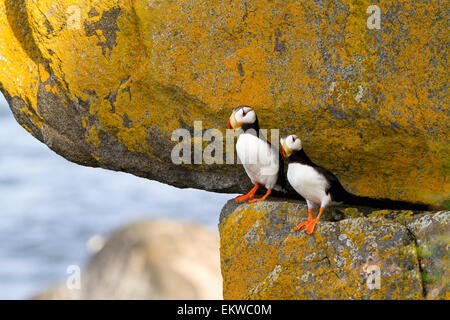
[228,106,285,203]
[280,134,431,234]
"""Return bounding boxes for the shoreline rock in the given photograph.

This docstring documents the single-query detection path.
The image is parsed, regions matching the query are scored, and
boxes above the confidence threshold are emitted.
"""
[34,220,223,300]
[219,200,449,299]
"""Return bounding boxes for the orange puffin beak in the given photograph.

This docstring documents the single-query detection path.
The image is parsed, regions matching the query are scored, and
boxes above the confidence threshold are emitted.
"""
[281,145,287,157]
[280,138,292,157]
[228,111,241,129]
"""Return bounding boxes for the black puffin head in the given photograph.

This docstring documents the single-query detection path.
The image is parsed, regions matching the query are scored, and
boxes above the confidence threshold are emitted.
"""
[227,105,259,132]
[280,134,302,157]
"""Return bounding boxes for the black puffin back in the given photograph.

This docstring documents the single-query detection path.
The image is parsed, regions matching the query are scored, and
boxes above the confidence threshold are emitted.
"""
[288,149,315,166]
[288,148,431,210]
[276,151,287,189]
[313,166,349,202]
[241,116,260,135]
[289,149,348,201]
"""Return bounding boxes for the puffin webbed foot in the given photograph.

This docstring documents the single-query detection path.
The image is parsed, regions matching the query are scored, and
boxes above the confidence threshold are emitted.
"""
[305,218,319,234]
[294,208,324,234]
[293,219,311,231]
[248,189,271,203]
[234,184,259,202]
[293,218,319,233]
[293,209,313,231]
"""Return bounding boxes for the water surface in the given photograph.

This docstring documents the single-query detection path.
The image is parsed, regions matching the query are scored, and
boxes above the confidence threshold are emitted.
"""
[0,93,234,299]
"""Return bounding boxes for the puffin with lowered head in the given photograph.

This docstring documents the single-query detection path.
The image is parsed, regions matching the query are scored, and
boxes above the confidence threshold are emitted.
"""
[228,106,285,203]
[280,134,431,234]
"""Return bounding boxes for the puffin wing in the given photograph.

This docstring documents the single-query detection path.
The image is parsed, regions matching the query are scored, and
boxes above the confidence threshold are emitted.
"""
[313,165,348,202]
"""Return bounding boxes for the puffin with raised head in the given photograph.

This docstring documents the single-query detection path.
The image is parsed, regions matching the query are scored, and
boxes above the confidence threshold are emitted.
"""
[280,134,431,234]
[228,106,285,203]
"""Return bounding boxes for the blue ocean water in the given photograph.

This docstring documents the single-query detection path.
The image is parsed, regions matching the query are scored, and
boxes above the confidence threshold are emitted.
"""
[0,92,235,299]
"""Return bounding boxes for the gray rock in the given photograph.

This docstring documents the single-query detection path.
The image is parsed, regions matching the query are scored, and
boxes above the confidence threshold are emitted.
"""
[219,200,449,299]
[407,211,449,299]
[34,220,222,300]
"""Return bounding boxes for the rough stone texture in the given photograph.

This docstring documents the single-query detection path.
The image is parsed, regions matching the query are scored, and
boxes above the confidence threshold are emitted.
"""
[408,212,449,299]
[219,200,449,299]
[34,220,222,300]
[0,1,448,206]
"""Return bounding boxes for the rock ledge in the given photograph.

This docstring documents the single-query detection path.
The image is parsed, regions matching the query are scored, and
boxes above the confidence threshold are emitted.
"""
[219,200,448,299]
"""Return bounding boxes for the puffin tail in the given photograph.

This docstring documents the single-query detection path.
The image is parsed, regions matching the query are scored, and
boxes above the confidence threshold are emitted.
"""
[343,192,431,211]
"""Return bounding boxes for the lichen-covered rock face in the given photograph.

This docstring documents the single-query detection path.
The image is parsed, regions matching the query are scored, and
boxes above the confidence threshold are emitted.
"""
[219,200,449,299]
[0,1,448,205]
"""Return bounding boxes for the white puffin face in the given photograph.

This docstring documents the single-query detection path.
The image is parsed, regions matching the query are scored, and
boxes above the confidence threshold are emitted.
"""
[234,106,256,124]
[286,135,302,150]
[228,106,256,129]
[280,134,302,157]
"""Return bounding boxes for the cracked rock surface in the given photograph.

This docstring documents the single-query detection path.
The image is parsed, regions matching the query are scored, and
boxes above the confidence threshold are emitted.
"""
[219,200,449,299]
[0,1,448,205]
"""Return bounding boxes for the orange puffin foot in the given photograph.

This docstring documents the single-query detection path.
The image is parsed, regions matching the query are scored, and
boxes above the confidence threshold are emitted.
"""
[234,184,259,202]
[293,209,314,231]
[294,208,323,234]
[293,219,312,231]
[248,189,271,203]
[234,194,250,202]
[305,218,319,234]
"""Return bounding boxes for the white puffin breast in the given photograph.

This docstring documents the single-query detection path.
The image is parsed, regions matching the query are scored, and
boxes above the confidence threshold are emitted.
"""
[236,133,279,189]
[287,163,331,206]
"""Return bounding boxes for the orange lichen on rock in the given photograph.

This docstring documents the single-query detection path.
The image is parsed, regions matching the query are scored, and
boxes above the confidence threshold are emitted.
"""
[219,200,449,299]
[0,0,448,203]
